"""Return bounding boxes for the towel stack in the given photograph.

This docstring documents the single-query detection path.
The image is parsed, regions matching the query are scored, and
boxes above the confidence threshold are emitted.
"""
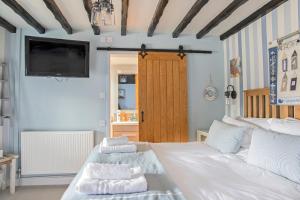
[76,163,147,195]
[99,136,137,154]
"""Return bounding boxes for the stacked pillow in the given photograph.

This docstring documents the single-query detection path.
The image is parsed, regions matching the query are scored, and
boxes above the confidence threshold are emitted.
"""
[220,116,300,184]
[237,117,271,130]
[206,116,271,153]
[206,120,248,153]
[222,116,271,148]
[222,116,255,148]
[247,128,300,184]
[267,118,300,135]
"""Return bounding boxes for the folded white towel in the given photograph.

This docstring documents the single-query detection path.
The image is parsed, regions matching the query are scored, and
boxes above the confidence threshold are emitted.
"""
[82,163,142,180]
[99,143,137,154]
[102,136,128,146]
[76,174,147,195]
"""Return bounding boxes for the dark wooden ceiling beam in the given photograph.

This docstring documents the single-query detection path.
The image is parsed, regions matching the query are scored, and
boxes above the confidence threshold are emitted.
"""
[147,0,169,37]
[172,0,208,38]
[43,0,72,34]
[1,0,45,34]
[121,0,129,36]
[0,16,16,33]
[196,0,248,39]
[82,0,100,35]
[220,0,288,40]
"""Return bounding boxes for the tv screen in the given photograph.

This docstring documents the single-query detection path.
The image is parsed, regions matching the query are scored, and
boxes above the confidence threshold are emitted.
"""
[25,36,89,77]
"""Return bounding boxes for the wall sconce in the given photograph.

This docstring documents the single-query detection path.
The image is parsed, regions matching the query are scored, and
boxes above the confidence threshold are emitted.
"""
[225,85,237,104]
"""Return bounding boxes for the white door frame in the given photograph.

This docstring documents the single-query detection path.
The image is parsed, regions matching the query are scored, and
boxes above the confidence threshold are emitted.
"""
[105,52,138,137]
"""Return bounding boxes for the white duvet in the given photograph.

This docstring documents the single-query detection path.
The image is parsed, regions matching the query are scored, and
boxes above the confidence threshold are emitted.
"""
[151,142,300,200]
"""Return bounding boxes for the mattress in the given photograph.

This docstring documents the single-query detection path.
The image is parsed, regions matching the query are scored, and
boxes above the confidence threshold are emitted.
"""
[150,142,300,200]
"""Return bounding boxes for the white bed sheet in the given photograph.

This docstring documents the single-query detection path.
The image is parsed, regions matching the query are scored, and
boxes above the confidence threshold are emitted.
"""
[150,142,300,200]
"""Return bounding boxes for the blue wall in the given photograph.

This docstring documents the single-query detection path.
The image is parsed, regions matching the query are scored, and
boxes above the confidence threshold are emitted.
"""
[4,28,224,152]
[118,84,136,110]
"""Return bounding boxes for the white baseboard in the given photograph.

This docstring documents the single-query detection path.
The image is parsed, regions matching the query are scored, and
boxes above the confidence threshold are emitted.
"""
[17,175,74,186]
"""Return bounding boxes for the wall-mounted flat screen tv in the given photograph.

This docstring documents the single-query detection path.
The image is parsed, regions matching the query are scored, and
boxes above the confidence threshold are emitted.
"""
[25,36,90,77]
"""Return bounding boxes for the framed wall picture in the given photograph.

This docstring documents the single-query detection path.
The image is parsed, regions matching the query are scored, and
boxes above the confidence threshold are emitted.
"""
[118,74,136,84]
[230,57,241,78]
[118,89,126,99]
[269,41,300,105]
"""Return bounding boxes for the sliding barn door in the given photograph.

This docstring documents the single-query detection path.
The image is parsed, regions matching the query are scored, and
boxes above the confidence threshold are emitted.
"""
[138,53,188,143]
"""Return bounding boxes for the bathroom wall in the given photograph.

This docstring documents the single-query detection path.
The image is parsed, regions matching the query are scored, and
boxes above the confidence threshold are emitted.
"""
[109,55,137,121]
[118,83,136,110]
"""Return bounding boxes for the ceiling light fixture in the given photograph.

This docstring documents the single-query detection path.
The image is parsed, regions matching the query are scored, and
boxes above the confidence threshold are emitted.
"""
[91,0,115,26]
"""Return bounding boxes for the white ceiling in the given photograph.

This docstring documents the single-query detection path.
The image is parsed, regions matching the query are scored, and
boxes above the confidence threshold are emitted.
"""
[0,0,272,37]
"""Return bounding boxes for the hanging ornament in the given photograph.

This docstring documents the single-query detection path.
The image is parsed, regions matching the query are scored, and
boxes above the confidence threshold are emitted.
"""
[203,74,218,101]
[281,73,288,92]
[281,51,288,72]
[291,50,298,70]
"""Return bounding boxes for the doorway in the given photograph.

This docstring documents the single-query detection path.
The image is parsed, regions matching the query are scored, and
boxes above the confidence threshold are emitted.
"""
[109,53,139,141]
[109,52,188,142]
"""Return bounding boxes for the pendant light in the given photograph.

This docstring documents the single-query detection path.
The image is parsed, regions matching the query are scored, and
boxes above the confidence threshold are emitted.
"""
[91,0,115,26]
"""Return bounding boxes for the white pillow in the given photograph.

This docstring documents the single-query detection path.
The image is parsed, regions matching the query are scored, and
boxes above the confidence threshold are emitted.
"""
[268,118,300,136]
[248,128,300,184]
[237,117,271,130]
[222,116,253,127]
[206,120,247,153]
[222,116,254,148]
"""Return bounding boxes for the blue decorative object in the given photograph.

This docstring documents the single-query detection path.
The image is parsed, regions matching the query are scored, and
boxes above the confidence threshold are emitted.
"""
[269,47,278,104]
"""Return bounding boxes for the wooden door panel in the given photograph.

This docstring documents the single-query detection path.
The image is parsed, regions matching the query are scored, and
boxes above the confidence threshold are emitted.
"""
[153,60,161,143]
[166,60,174,142]
[146,60,154,142]
[179,58,188,142]
[159,60,168,142]
[173,61,181,142]
[138,53,188,142]
[138,57,147,141]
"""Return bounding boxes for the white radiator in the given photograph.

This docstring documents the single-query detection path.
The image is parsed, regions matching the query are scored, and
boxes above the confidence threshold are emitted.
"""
[21,131,94,176]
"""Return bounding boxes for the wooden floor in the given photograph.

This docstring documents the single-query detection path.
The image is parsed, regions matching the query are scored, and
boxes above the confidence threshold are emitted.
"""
[0,185,67,200]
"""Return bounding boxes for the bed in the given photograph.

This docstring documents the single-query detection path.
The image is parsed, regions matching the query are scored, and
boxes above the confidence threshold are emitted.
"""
[151,142,300,200]
[62,88,300,200]
[61,143,185,200]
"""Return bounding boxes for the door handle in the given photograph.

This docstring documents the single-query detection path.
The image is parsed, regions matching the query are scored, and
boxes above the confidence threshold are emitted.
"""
[141,111,144,123]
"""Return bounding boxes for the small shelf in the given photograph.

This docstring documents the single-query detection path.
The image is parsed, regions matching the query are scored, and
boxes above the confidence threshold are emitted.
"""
[0,62,12,140]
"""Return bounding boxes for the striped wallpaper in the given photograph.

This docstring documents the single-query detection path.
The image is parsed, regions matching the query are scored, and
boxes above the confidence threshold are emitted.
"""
[223,0,300,116]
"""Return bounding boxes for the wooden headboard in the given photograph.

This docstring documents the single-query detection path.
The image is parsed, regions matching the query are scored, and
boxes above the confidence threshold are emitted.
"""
[244,88,300,119]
